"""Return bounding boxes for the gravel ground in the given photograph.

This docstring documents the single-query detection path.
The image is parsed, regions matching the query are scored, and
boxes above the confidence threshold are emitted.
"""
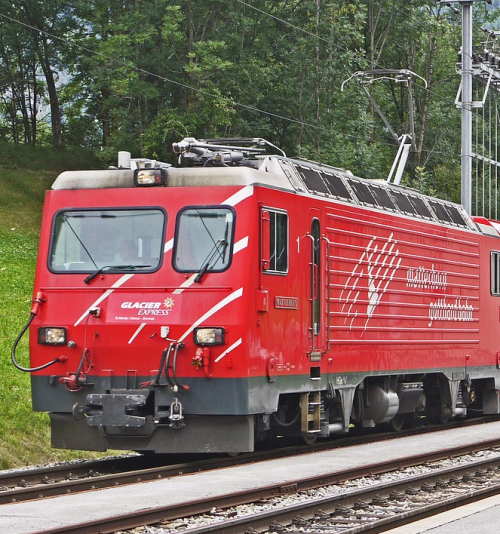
[112,448,500,534]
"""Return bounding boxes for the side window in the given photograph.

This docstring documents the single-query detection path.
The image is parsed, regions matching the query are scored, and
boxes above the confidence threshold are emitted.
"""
[262,209,288,274]
[491,251,500,296]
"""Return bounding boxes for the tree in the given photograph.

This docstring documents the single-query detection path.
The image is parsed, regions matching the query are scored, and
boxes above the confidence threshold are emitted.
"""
[0,0,490,207]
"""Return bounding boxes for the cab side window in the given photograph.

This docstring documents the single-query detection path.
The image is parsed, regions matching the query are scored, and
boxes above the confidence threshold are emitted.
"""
[262,209,288,274]
[491,251,500,295]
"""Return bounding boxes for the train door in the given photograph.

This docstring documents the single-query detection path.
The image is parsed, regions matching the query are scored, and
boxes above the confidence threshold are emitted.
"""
[307,214,326,361]
[300,213,329,438]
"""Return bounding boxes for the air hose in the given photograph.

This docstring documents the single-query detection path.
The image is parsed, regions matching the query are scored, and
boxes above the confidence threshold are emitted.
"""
[11,293,66,372]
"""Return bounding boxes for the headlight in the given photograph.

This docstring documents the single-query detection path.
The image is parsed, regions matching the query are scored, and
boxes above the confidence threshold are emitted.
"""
[193,327,225,346]
[38,327,66,345]
[134,168,167,186]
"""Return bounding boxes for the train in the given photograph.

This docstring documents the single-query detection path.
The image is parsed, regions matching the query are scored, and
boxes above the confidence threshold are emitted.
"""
[12,137,500,454]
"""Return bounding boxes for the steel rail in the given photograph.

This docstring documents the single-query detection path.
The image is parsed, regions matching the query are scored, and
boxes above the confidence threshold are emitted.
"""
[1,415,496,504]
[26,435,500,534]
[171,455,500,534]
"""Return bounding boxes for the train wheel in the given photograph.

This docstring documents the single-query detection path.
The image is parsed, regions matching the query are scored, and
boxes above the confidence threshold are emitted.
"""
[388,413,405,432]
[429,405,451,425]
[406,412,425,428]
[300,432,317,446]
[424,376,452,425]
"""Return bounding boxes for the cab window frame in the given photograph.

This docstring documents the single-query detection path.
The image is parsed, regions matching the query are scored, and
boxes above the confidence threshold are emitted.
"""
[48,206,167,274]
[491,250,500,296]
[263,208,289,275]
[172,204,236,274]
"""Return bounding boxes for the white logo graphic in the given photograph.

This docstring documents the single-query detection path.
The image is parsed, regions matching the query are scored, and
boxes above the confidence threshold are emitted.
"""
[407,265,447,290]
[428,296,473,327]
[340,233,401,331]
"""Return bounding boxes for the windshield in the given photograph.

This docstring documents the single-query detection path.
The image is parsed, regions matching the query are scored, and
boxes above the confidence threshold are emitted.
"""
[49,208,165,273]
[173,207,235,273]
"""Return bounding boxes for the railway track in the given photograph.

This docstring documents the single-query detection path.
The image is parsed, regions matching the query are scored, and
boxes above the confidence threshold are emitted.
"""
[1,417,495,505]
[154,451,500,534]
[8,421,500,534]
[0,453,231,504]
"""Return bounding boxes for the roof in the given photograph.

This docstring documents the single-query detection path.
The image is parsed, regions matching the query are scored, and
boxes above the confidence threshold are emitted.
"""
[52,155,478,233]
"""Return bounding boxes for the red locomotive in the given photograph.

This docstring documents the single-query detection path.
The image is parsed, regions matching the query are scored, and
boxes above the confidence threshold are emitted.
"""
[12,138,500,453]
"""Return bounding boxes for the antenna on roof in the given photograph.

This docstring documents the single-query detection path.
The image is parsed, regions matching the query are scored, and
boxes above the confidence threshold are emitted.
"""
[113,151,170,170]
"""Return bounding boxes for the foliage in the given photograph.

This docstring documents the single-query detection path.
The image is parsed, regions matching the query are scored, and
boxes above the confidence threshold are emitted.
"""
[0,143,108,467]
[0,0,491,193]
[0,227,109,468]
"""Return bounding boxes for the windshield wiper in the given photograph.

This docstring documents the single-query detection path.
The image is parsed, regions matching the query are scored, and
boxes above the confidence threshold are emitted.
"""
[62,215,99,269]
[84,264,151,285]
[194,240,228,283]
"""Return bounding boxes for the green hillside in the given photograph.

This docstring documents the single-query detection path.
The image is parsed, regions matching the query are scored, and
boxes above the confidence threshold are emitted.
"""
[0,143,107,468]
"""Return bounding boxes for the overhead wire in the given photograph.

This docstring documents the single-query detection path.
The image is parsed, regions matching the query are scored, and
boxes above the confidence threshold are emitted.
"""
[0,6,442,143]
[238,0,473,161]
[0,10,341,135]
[240,0,496,166]
[235,0,468,161]
[0,3,471,160]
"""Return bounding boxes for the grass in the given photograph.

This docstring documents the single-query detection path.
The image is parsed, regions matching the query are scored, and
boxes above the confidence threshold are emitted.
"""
[0,143,109,468]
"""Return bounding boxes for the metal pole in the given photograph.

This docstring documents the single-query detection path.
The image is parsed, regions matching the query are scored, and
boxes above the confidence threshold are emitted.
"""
[461,1,473,214]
